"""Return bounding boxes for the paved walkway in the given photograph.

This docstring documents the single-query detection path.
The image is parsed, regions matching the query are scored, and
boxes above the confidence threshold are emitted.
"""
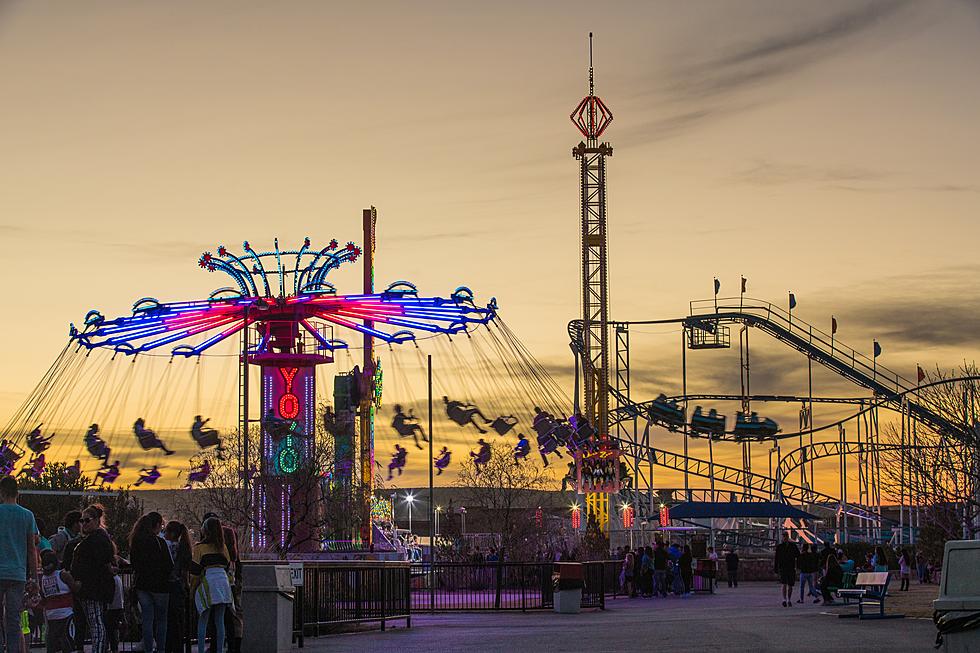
[311,582,935,652]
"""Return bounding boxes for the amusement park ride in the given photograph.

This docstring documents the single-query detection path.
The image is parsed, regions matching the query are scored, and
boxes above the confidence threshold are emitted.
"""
[2,36,977,556]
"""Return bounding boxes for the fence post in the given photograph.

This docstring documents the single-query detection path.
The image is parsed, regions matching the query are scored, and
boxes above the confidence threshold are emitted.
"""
[494,560,503,610]
[521,565,526,613]
[405,564,412,628]
[380,568,387,631]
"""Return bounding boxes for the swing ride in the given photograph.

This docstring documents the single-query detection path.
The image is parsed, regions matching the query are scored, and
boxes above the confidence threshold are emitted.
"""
[2,35,976,559]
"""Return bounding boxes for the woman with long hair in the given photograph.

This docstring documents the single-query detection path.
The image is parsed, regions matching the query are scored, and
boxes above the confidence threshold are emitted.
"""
[164,521,192,653]
[129,511,173,653]
[70,504,115,653]
[189,517,233,653]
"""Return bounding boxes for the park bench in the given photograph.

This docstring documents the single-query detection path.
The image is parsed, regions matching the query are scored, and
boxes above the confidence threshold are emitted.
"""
[836,572,903,620]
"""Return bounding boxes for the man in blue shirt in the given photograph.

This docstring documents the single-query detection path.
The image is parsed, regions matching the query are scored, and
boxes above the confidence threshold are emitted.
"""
[0,475,39,652]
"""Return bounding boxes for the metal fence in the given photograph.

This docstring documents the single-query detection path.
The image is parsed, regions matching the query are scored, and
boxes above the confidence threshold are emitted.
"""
[293,561,411,635]
[408,561,614,612]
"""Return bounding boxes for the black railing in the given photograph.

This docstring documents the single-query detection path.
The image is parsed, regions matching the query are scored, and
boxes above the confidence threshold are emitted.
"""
[408,561,613,611]
[294,561,411,634]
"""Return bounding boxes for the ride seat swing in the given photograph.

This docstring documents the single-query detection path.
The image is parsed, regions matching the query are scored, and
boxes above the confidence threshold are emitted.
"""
[433,447,452,475]
[133,419,175,455]
[444,397,492,433]
[19,453,45,479]
[513,434,531,464]
[135,465,161,486]
[96,461,120,485]
[391,405,428,449]
[184,459,211,488]
[490,415,518,436]
[470,439,491,475]
[387,445,408,480]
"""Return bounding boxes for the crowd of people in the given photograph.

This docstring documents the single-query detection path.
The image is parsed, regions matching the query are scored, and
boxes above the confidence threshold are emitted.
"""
[616,541,703,598]
[775,534,927,607]
[0,475,243,653]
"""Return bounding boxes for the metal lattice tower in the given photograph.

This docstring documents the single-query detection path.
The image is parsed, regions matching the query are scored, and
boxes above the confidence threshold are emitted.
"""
[572,33,614,530]
[571,32,614,438]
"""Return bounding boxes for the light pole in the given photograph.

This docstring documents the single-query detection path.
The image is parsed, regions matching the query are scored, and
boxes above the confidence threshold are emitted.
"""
[390,492,397,530]
[459,506,467,539]
[405,492,415,534]
[435,506,443,537]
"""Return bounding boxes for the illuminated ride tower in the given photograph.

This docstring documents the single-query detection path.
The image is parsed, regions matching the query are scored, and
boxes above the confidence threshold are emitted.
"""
[72,235,497,552]
[571,34,618,531]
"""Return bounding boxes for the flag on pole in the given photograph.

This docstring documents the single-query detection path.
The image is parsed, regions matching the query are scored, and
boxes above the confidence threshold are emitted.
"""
[741,277,747,293]
[714,278,721,295]
[831,316,838,335]
[873,340,882,358]
[917,365,925,383]
[789,292,797,310]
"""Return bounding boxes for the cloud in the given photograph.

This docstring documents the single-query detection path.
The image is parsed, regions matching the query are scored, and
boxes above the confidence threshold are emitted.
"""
[734,160,888,187]
[625,1,915,143]
[812,267,980,349]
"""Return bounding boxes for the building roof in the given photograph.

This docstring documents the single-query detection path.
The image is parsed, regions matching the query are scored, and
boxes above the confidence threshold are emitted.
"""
[667,501,815,520]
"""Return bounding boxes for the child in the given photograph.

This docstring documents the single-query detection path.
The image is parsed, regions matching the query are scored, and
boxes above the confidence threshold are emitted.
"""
[38,549,78,653]
[105,569,125,653]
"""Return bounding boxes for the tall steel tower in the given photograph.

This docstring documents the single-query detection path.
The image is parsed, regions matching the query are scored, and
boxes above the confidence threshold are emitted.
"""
[572,33,614,531]
[572,33,613,439]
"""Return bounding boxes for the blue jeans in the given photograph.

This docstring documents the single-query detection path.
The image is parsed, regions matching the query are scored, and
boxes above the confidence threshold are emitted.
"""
[198,604,226,653]
[799,572,819,600]
[137,590,170,653]
[653,570,668,597]
[0,580,25,653]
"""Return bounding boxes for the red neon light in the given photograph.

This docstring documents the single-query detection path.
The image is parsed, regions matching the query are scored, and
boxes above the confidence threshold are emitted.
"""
[571,506,582,529]
[278,367,300,419]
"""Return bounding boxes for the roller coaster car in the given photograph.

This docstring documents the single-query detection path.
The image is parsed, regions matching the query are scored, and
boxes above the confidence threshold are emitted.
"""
[733,412,779,439]
[648,394,685,429]
[690,406,726,436]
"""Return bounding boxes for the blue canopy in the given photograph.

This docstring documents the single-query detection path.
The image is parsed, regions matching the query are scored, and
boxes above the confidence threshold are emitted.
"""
[668,501,815,520]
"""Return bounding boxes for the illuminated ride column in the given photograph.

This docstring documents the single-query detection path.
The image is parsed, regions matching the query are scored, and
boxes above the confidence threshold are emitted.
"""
[251,319,332,553]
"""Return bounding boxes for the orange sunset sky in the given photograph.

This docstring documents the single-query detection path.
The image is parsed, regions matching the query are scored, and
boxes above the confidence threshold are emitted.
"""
[2,1,979,497]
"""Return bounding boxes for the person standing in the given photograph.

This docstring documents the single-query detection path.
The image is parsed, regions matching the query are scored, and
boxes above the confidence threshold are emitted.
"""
[190,518,233,653]
[59,512,87,653]
[774,532,800,607]
[70,504,115,653]
[163,521,191,653]
[49,512,81,566]
[916,551,928,584]
[620,550,635,598]
[679,545,694,596]
[202,512,243,653]
[796,542,820,604]
[653,541,668,598]
[707,547,720,589]
[898,549,911,591]
[129,512,173,653]
[725,548,740,588]
[38,549,77,653]
[0,476,38,653]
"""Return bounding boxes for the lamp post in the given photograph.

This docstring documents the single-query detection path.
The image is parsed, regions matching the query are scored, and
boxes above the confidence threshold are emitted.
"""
[435,506,443,537]
[459,506,467,539]
[405,492,415,534]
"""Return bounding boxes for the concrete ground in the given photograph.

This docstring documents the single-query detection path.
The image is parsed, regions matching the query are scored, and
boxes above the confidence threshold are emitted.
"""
[311,582,937,652]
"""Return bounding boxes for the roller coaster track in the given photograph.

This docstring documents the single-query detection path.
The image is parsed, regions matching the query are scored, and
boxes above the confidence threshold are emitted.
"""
[609,426,838,507]
[775,440,935,484]
[684,298,965,438]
